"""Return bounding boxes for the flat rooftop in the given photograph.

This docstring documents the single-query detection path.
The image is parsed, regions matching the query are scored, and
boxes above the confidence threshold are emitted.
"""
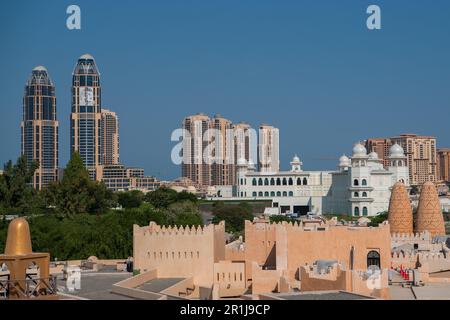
[58,271,134,300]
[137,278,185,293]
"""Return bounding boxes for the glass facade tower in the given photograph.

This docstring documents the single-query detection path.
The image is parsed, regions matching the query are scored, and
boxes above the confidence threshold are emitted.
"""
[21,66,59,190]
[70,54,102,178]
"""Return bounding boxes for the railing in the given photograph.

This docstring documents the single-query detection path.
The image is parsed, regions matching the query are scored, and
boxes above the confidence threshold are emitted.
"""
[0,276,57,299]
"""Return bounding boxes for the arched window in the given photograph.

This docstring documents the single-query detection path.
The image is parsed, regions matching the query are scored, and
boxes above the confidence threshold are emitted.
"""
[258,192,263,197]
[297,178,302,185]
[258,178,263,186]
[362,192,368,197]
[270,191,275,197]
[288,178,293,186]
[289,191,294,197]
[362,179,367,186]
[283,191,287,197]
[264,191,269,197]
[264,178,269,186]
[303,178,308,185]
[354,179,359,186]
[367,251,380,269]
[354,207,360,216]
[276,191,281,197]
[363,207,368,216]
[354,192,359,198]
[276,178,281,186]
[282,178,287,186]
[252,178,257,186]
[270,178,275,186]
[252,192,257,197]
[240,178,243,185]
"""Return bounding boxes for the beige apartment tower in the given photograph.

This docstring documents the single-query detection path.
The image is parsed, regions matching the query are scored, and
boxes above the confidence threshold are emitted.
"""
[258,124,280,173]
[366,134,438,186]
[210,114,235,186]
[101,109,120,165]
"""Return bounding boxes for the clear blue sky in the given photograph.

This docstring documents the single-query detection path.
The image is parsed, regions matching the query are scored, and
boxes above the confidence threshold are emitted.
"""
[1,0,449,180]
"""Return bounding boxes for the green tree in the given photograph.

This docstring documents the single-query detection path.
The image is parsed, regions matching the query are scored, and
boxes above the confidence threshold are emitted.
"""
[212,202,254,234]
[368,212,388,227]
[166,201,202,227]
[0,156,41,215]
[44,152,112,216]
[145,187,179,208]
[116,190,144,209]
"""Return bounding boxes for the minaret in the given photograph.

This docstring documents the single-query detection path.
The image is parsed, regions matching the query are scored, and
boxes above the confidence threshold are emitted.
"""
[415,182,446,237]
[236,158,248,197]
[290,155,302,172]
[21,66,59,189]
[388,182,413,234]
[70,54,102,180]
[388,143,409,186]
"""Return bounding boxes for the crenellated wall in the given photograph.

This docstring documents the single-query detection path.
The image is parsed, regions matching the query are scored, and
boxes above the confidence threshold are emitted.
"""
[133,221,225,287]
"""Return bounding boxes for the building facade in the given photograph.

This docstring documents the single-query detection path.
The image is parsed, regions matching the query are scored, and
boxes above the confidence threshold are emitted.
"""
[98,164,160,192]
[218,143,410,217]
[101,109,119,165]
[437,148,450,183]
[258,124,280,173]
[70,54,103,179]
[365,138,391,167]
[21,66,59,189]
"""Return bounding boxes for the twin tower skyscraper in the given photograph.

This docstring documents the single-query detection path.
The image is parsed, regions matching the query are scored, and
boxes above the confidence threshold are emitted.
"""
[21,54,119,189]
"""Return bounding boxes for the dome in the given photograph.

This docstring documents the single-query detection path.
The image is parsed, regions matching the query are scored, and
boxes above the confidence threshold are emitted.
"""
[292,155,300,163]
[79,53,94,60]
[33,65,47,72]
[368,152,379,160]
[352,143,367,157]
[389,144,405,158]
[339,154,350,167]
[237,158,247,166]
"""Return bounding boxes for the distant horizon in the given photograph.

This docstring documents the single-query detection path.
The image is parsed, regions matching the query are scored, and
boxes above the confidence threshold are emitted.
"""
[1,1,449,180]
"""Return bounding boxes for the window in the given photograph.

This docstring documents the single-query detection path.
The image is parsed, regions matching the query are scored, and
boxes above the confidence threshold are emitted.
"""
[354,192,359,198]
[270,178,275,186]
[288,178,293,186]
[277,191,281,197]
[354,179,359,186]
[252,192,257,197]
[367,251,380,268]
[363,207,368,216]
[264,178,269,186]
[297,178,302,185]
[354,207,360,216]
[276,178,281,186]
[252,178,257,186]
[283,191,287,197]
[258,178,263,186]
[303,178,308,185]
[289,191,294,197]
[270,191,275,197]
[282,178,287,186]
[362,179,367,186]
[258,192,263,197]
[264,191,269,197]
[362,192,368,197]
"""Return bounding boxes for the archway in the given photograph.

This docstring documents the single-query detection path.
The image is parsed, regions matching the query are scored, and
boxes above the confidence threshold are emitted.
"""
[367,251,380,269]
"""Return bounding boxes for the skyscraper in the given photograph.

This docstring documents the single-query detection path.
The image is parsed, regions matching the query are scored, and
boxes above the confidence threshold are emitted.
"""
[70,54,102,179]
[182,113,211,186]
[101,109,120,165]
[391,134,437,185]
[437,148,450,183]
[258,124,279,173]
[365,138,391,167]
[21,66,59,190]
[210,114,234,186]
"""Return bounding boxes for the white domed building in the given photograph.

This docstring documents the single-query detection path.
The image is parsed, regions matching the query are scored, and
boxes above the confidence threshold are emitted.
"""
[214,142,411,217]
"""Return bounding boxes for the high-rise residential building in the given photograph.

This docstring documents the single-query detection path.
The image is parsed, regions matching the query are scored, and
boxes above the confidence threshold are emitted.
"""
[437,148,450,182]
[70,54,102,179]
[233,122,256,165]
[365,138,391,167]
[182,113,211,186]
[101,109,120,165]
[390,134,437,185]
[21,66,59,190]
[210,114,235,186]
[365,134,438,185]
[258,124,279,173]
